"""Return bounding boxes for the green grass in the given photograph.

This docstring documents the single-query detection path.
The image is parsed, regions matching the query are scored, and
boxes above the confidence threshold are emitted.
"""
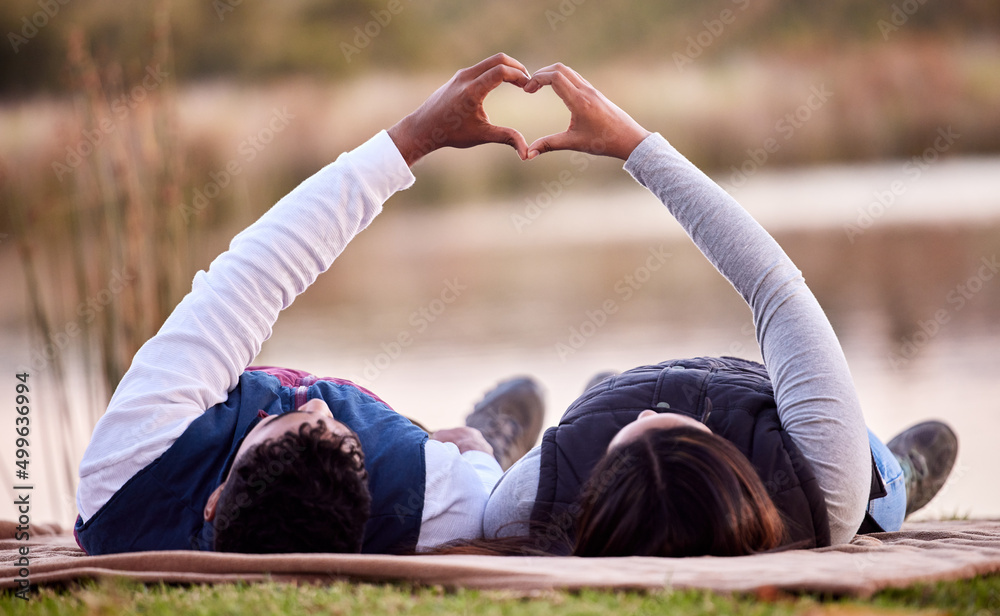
[2,574,998,616]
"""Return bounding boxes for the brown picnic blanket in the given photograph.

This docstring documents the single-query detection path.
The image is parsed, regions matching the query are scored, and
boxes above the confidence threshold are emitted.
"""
[2,519,1000,596]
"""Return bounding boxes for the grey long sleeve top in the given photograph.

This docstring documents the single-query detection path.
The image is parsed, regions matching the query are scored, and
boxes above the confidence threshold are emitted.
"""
[484,133,871,546]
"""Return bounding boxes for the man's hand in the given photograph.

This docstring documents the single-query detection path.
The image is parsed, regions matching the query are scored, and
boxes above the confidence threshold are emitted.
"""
[388,53,531,166]
[430,426,494,456]
[524,63,651,161]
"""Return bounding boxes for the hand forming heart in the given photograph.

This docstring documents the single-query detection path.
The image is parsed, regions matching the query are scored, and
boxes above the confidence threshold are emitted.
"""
[387,54,651,167]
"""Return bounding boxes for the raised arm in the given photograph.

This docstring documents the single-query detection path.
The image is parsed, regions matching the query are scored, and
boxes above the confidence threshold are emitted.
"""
[525,64,870,544]
[76,131,414,519]
[78,54,530,521]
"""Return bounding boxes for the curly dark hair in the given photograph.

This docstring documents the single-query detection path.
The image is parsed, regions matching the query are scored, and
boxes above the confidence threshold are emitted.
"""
[212,420,371,553]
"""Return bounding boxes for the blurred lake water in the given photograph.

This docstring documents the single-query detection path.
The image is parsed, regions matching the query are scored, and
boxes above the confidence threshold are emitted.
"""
[2,156,999,525]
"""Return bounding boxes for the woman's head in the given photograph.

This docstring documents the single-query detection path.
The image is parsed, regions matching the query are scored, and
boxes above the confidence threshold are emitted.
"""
[573,423,787,557]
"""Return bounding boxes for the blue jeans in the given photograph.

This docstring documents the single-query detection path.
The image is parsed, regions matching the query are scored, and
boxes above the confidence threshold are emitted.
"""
[867,428,906,531]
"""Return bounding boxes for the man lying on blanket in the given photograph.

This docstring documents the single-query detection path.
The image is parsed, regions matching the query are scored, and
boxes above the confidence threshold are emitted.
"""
[74,54,536,555]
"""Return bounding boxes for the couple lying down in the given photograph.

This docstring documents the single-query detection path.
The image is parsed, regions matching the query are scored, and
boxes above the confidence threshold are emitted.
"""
[75,54,958,558]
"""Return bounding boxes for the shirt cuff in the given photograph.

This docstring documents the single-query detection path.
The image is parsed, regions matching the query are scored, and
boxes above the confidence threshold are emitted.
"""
[623,132,670,187]
[462,450,504,494]
[344,130,416,202]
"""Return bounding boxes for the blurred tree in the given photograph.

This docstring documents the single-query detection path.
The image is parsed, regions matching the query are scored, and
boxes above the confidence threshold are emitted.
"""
[3,0,999,96]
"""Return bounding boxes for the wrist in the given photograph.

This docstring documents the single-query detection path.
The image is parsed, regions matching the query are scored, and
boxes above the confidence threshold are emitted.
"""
[616,126,652,161]
[388,115,426,167]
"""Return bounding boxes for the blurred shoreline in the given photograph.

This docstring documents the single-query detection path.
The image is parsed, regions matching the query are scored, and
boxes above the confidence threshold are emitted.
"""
[2,16,999,527]
[2,154,1000,524]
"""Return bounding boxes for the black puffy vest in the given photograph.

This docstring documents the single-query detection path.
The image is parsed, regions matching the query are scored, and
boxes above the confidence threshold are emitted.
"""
[530,356,832,552]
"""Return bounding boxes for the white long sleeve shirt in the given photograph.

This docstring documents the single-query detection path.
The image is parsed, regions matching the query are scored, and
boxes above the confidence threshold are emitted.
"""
[76,130,503,551]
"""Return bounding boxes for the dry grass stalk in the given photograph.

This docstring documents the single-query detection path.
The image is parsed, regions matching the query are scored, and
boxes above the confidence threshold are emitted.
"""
[11,0,194,521]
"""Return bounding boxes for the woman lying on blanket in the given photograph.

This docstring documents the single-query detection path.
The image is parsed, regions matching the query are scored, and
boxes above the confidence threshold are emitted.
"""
[453,62,960,557]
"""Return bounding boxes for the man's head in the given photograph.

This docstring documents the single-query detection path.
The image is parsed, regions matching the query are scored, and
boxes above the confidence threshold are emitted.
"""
[204,399,372,553]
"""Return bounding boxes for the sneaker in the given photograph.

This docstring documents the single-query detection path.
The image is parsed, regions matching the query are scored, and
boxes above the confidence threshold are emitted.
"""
[465,377,545,471]
[887,420,959,517]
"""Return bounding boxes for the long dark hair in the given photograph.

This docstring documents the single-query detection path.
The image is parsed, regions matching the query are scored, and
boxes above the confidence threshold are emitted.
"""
[573,426,787,557]
[430,426,787,557]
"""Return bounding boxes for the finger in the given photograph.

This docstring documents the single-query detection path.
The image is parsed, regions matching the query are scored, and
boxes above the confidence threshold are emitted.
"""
[462,52,529,82]
[483,125,529,160]
[527,131,578,159]
[523,70,580,103]
[525,62,585,92]
[472,64,531,98]
[430,428,451,441]
[527,62,584,85]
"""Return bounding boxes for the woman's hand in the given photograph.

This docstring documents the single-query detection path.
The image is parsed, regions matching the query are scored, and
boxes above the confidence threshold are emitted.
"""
[388,53,531,166]
[524,63,651,161]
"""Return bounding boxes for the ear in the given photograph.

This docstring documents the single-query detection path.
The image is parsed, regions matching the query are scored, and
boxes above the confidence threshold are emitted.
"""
[204,482,225,521]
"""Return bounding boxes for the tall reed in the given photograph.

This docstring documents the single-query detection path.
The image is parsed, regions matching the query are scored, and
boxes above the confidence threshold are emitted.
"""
[10,0,196,523]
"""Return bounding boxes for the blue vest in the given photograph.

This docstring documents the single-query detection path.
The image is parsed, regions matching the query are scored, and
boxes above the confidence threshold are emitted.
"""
[75,370,428,555]
[531,357,832,552]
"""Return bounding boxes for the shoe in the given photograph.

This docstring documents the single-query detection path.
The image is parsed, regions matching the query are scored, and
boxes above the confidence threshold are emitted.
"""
[887,420,959,517]
[583,371,617,393]
[465,377,545,471]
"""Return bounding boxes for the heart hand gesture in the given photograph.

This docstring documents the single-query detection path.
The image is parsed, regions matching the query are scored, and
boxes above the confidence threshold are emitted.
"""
[388,55,651,166]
